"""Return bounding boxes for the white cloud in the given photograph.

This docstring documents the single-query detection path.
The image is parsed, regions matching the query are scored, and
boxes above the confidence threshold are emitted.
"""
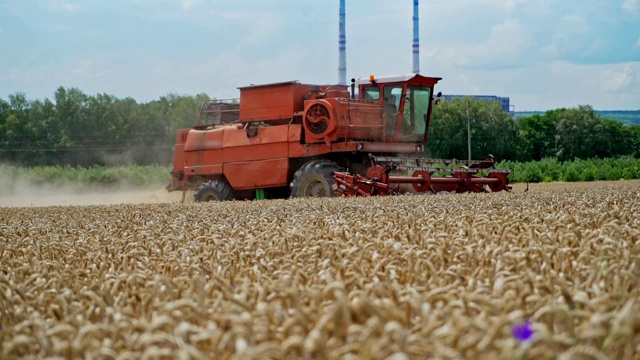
[71,57,105,79]
[484,19,529,56]
[3,68,23,82]
[601,63,635,92]
[540,15,589,57]
[622,0,638,13]
[529,61,639,108]
[504,0,527,13]
[49,0,80,12]
[428,60,640,110]
[427,18,529,69]
[179,0,199,11]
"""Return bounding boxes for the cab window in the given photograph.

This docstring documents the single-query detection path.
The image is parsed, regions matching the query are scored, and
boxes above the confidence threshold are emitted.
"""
[398,85,432,141]
[383,85,403,112]
[362,86,380,100]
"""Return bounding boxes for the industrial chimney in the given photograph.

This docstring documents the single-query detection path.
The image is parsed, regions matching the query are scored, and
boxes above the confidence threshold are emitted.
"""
[412,0,420,74]
[338,0,347,85]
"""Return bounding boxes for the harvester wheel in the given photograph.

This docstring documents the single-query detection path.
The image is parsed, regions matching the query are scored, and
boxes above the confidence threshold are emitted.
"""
[290,160,343,198]
[194,179,234,202]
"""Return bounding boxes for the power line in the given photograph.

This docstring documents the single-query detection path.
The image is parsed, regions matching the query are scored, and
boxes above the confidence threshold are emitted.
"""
[0,145,173,152]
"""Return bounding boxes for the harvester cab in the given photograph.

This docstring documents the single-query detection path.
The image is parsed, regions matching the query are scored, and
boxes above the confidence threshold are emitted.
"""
[346,74,441,146]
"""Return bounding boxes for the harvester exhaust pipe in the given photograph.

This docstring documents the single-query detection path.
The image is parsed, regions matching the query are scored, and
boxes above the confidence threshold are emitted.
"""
[338,0,347,85]
[412,0,420,74]
[350,78,356,99]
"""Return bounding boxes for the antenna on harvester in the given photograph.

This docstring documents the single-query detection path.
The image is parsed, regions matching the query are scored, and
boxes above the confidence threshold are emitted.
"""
[338,0,347,85]
[412,0,420,74]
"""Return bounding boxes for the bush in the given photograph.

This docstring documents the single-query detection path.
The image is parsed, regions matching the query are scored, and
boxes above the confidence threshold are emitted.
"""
[581,165,597,182]
[538,158,563,182]
[607,168,623,181]
[497,157,640,183]
[563,166,580,182]
[524,164,543,183]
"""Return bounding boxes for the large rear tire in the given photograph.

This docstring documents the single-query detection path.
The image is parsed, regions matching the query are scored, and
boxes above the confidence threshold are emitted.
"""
[290,160,342,198]
[194,179,234,202]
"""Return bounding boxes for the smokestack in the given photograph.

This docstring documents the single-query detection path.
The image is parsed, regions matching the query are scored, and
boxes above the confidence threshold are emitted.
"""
[412,0,420,74]
[338,0,347,85]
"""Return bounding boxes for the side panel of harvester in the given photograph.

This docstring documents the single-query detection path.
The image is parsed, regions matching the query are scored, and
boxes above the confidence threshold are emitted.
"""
[222,125,290,189]
[239,81,311,122]
[182,124,293,190]
[183,127,224,176]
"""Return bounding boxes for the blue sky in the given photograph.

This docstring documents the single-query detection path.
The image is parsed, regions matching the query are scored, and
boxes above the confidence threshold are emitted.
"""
[1,0,639,111]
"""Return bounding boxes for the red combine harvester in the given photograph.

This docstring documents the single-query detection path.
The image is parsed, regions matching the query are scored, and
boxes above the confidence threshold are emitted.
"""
[167,74,511,201]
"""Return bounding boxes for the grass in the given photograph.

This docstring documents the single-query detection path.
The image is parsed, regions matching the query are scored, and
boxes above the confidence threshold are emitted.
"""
[2,157,639,189]
[498,157,640,183]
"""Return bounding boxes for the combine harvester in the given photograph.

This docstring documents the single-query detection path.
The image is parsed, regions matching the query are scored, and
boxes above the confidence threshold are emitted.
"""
[166,74,512,201]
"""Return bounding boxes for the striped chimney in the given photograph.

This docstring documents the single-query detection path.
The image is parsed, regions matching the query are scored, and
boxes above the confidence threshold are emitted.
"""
[412,0,420,74]
[338,0,347,85]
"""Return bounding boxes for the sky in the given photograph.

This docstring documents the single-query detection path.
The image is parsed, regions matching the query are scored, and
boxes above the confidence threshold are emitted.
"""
[0,0,639,111]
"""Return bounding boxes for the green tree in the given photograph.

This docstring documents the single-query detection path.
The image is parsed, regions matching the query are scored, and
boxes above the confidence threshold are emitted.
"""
[54,87,91,165]
[428,97,518,161]
[516,109,562,161]
[600,119,635,158]
[555,105,606,161]
[471,100,519,160]
[3,93,34,165]
[427,98,468,159]
[26,98,58,165]
[0,88,213,166]
[630,125,640,157]
[0,98,11,160]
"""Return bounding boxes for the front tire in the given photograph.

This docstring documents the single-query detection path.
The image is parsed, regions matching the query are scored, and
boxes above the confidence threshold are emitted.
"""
[290,160,342,198]
[194,179,234,202]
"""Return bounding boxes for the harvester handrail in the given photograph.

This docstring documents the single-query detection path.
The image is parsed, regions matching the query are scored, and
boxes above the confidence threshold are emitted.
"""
[197,98,241,126]
[373,156,495,166]
[345,104,383,111]
[346,124,384,128]
[389,165,512,174]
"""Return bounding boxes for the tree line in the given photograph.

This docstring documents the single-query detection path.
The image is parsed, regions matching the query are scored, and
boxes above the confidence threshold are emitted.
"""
[427,98,640,162]
[1,87,639,167]
[0,87,208,167]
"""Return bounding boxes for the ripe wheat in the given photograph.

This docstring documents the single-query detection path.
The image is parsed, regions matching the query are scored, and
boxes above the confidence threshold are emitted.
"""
[1,181,639,359]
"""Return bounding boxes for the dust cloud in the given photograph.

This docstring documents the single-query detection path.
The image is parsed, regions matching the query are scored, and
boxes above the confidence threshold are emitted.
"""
[0,173,194,207]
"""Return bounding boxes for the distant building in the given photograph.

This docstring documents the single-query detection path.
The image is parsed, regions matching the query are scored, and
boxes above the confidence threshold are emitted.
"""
[442,95,514,117]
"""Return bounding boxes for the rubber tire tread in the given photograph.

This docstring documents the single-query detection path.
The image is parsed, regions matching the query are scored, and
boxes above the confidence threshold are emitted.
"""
[194,179,234,202]
[290,160,343,198]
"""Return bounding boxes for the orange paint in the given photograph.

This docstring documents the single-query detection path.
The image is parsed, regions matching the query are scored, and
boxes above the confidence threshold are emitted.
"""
[224,158,289,189]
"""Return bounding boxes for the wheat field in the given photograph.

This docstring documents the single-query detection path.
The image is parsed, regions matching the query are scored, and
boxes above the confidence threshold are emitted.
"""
[1,181,639,359]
